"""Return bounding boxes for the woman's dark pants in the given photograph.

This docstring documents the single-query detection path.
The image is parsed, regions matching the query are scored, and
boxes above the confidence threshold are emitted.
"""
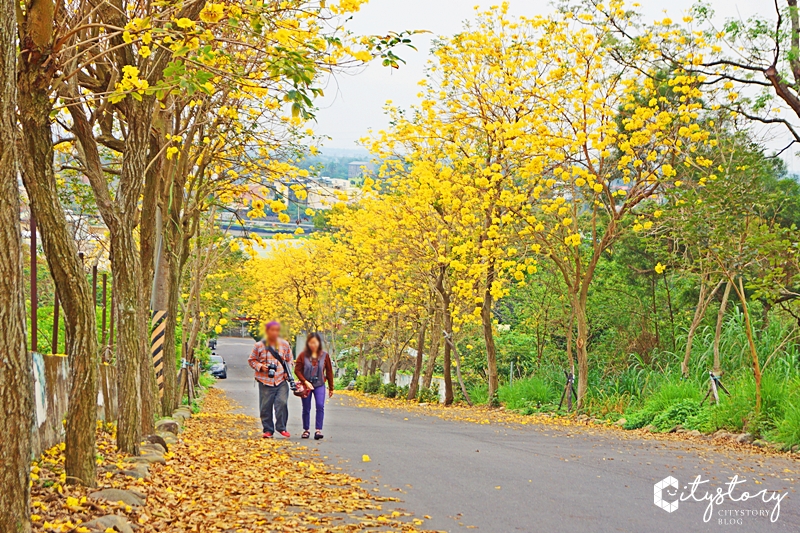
[302,385,326,431]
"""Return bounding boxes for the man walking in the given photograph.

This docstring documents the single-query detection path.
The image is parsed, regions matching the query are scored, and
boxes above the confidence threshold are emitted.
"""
[248,321,293,438]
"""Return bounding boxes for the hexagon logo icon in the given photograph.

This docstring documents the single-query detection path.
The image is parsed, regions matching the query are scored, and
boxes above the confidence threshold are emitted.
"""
[654,476,680,513]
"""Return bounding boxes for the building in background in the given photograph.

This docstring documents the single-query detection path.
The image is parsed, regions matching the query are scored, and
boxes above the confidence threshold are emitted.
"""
[306,177,361,210]
[348,161,375,180]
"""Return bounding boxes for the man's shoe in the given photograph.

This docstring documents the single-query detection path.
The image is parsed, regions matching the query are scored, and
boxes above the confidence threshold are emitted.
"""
[279,431,291,438]
[262,432,273,439]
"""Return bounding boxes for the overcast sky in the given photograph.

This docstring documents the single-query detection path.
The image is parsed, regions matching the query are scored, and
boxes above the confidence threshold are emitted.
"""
[311,0,793,165]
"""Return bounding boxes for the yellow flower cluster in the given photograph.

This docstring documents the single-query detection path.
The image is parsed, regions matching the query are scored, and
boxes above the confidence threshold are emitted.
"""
[109,65,149,103]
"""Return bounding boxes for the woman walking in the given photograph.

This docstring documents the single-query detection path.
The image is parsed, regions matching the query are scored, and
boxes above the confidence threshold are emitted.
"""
[295,333,334,439]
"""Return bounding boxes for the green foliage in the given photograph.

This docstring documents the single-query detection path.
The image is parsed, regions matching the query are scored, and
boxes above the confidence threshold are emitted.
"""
[623,377,702,430]
[709,373,790,434]
[382,382,399,398]
[417,383,439,404]
[651,400,700,432]
[199,372,216,389]
[772,401,800,448]
[355,373,382,394]
[618,369,799,438]
[684,408,714,433]
[623,409,657,430]
[334,366,358,390]
[498,376,556,410]
[467,383,489,405]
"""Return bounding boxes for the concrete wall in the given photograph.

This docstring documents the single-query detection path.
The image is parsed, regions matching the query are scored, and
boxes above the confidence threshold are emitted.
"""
[30,352,116,457]
[31,353,70,457]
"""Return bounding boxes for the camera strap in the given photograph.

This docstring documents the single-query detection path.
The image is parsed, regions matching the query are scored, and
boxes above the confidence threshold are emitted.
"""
[267,344,296,387]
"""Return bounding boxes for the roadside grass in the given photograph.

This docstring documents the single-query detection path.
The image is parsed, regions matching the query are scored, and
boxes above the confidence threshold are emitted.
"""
[497,376,556,410]
[354,311,800,449]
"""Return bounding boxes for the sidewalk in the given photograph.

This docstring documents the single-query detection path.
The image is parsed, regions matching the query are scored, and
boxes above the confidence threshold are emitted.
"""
[139,389,432,531]
[30,389,434,532]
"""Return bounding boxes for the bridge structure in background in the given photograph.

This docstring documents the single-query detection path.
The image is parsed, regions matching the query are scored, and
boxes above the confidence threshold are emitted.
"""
[216,212,317,238]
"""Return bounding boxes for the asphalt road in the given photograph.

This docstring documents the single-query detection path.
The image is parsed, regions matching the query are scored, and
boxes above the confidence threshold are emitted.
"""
[213,337,800,532]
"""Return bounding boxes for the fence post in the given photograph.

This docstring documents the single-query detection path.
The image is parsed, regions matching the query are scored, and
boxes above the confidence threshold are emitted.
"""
[101,273,107,348]
[109,287,115,349]
[30,213,38,352]
[52,293,60,354]
[92,264,97,308]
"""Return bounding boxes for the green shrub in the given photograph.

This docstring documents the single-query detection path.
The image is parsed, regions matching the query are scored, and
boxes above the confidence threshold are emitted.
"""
[623,409,657,430]
[355,373,382,394]
[417,383,440,404]
[498,376,555,410]
[684,408,714,433]
[334,366,358,390]
[382,382,399,398]
[198,372,216,389]
[398,384,410,399]
[623,377,701,430]
[651,400,701,432]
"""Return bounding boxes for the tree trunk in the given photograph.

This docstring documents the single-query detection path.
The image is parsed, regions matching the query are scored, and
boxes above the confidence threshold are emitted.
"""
[158,156,191,414]
[441,303,454,405]
[18,27,98,485]
[357,343,366,377]
[445,334,472,406]
[482,265,500,406]
[734,277,762,417]
[423,309,441,388]
[389,356,399,385]
[0,2,33,525]
[662,272,677,351]
[565,302,575,372]
[407,320,427,400]
[67,92,151,453]
[713,281,732,375]
[111,233,143,454]
[117,102,157,447]
[759,300,771,339]
[434,268,454,405]
[681,279,722,377]
[574,293,590,408]
[150,206,175,415]
[160,248,182,412]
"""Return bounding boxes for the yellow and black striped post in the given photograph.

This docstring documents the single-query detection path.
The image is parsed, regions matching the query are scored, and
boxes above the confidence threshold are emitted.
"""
[150,310,167,398]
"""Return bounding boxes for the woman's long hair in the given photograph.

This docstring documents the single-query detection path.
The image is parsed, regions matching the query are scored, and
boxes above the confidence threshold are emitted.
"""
[302,332,324,359]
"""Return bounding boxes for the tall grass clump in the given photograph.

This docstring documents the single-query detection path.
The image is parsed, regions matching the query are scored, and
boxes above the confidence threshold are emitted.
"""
[467,383,488,405]
[498,376,556,410]
[623,376,703,430]
[772,401,800,449]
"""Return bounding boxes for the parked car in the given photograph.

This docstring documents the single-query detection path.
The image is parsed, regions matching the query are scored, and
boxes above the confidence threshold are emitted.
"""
[209,354,227,379]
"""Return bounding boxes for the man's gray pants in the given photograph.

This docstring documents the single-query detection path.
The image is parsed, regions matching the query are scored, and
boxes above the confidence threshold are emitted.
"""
[258,380,289,434]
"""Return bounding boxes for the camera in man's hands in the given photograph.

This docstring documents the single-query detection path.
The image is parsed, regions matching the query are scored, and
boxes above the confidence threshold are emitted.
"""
[266,363,278,378]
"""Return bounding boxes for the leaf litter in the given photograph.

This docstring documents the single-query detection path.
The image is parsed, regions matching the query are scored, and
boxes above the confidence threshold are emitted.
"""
[30,389,439,532]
